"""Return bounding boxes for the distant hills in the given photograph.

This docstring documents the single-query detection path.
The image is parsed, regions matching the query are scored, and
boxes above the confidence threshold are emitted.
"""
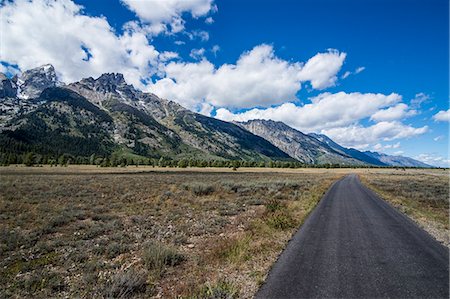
[236,120,363,165]
[0,65,432,167]
[363,151,431,168]
[308,133,388,166]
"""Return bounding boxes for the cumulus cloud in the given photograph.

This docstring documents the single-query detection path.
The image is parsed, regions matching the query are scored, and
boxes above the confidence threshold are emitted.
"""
[415,153,450,168]
[0,0,160,88]
[433,109,450,122]
[159,51,179,62]
[121,0,216,34]
[391,142,401,149]
[189,48,206,60]
[0,63,20,76]
[297,49,346,89]
[199,102,214,116]
[149,45,347,109]
[370,103,416,122]
[373,142,400,151]
[186,30,210,41]
[216,91,402,132]
[215,91,428,148]
[322,122,428,149]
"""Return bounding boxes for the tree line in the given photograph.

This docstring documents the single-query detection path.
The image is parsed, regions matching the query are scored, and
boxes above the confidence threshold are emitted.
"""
[1,151,434,169]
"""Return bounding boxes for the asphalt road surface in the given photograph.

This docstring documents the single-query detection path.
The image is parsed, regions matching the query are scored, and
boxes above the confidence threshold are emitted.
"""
[256,174,449,299]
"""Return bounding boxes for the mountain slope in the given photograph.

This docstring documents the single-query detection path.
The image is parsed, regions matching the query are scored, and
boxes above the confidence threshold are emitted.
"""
[236,119,365,165]
[0,65,291,161]
[364,151,431,168]
[309,133,388,166]
[0,64,431,166]
[67,72,290,160]
[309,133,431,167]
[17,64,61,99]
[1,87,114,157]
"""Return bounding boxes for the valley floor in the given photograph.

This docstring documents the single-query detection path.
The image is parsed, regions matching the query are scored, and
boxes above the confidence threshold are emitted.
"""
[0,166,448,298]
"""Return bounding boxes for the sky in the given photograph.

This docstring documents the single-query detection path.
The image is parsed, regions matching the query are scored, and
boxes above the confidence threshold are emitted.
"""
[0,0,449,166]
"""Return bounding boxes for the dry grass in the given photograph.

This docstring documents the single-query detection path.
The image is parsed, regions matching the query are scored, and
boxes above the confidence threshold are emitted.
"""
[360,169,449,246]
[0,166,341,298]
[2,166,445,298]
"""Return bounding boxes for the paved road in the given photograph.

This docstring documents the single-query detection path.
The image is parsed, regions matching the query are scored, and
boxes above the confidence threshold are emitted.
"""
[256,174,449,298]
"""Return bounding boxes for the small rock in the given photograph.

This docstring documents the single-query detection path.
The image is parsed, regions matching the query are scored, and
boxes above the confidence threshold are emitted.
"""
[187,244,195,248]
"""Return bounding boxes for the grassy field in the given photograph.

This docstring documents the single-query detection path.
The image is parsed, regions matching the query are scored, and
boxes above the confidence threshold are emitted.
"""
[360,169,449,246]
[0,166,342,298]
[1,166,448,298]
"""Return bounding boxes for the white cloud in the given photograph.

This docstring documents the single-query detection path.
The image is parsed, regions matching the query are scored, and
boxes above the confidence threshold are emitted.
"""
[0,0,161,89]
[373,142,401,151]
[297,49,346,89]
[392,142,401,149]
[393,151,404,155]
[415,153,450,168]
[150,45,347,109]
[205,17,214,24]
[215,91,427,148]
[341,71,351,79]
[322,122,428,148]
[0,63,20,76]
[373,143,384,151]
[159,51,179,62]
[433,109,450,122]
[121,0,216,34]
[216,91,401,132]
[189,48,206,60]
[434,135,445,141]
[341,66,365,79]
[211,45,220,56]
[215,90,427,151]
[410,92,431,108]
[186,30,210,41]
[370,103,416,122]
[199,102,214,116]
[355,66,365,74]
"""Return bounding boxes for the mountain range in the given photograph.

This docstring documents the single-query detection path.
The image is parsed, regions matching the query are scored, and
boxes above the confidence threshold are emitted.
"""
[0,65,432,167]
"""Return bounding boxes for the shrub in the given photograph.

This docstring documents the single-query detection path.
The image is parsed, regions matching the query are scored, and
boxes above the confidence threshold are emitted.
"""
[18,269,66,294]
[0,229,26,252]
[184,183,215,196]
[195,280,239,299]
[23,152,35,167]
[142,241,184,274]
[265,199,283,213]
[213,235,251,264]
[266,210,296,230]
[105,268,148,298]
[105,242,130,259]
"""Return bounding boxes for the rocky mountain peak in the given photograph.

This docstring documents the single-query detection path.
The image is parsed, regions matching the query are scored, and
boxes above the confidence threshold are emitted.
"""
[98,73,125,84]
[17,64,60,99]
[0,72,18,98]
[238,119,304,135]
[94,73,127,92]
[75,73,133,96]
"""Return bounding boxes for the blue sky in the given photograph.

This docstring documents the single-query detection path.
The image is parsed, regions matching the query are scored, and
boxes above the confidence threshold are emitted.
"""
[1,0,448,166]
